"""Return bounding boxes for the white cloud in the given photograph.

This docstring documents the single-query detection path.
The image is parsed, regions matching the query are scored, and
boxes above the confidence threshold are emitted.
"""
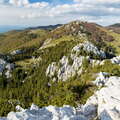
[74,0,120,4]
[9,0,49,8]
[26,2,49,8]
[0,0,120,27]
[9,0,29,6]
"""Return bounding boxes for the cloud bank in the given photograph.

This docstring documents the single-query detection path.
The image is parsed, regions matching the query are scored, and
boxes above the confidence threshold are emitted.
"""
[0,0,120,26]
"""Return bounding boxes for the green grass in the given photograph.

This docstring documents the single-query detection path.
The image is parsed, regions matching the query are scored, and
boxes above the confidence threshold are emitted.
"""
[0,29,47,53]
[98,26,120,55]
[107,32,120,55]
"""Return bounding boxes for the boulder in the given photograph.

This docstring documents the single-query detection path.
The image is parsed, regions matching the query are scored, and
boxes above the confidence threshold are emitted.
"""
[79,74,120,120]
[0,58,14,78]
[10,50,23,55]
[111,56,120,65]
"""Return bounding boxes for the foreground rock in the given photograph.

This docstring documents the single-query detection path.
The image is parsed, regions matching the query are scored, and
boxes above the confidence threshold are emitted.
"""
[6,104,87,120]
[1,73,120,120]
[79,73,120,120]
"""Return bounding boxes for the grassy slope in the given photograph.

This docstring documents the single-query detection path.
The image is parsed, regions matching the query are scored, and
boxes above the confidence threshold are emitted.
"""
[99,26,120,55]
[0,29,47,53]
[107,31,120,55]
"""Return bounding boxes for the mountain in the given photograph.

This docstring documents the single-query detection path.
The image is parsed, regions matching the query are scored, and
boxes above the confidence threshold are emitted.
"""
[0,26,24,33]
[108,23,120,28]
[27,24,62,30]
[107,23,120,34]
[0,21,120,120]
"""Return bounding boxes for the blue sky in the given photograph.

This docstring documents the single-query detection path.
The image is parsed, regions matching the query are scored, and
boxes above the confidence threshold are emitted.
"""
[29,0,73,4]
[0,0,120,32]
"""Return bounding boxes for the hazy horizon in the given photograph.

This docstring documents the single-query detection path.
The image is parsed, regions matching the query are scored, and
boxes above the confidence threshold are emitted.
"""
[0,20,117,33]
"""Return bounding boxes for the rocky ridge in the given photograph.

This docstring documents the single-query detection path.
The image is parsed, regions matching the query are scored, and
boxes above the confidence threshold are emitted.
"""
[46,41,106,82]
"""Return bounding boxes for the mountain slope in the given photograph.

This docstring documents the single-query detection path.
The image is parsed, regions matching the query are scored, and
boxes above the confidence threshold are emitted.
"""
[0,21,120,117]
[107,23,120,34]
[0,29,48,53]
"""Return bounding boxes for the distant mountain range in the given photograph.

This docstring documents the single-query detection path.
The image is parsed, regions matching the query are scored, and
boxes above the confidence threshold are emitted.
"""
[0,24,62,33]
[1,23,120,34]
[27,24,62,30]
[108,23,120,28]
[107,23,120,34]
[0,26,25,33]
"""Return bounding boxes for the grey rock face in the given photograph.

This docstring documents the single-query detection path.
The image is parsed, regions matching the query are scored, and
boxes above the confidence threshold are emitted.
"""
[10,50,23,55]
[0,58,14,78]
[46,55,87,81]
[46,41,106,82]
[93,72,110,86]
[111,56,120,65]
[72,41,106,59]
[46,62,58,78]
[0,59,7,73]
[76,73,120,120]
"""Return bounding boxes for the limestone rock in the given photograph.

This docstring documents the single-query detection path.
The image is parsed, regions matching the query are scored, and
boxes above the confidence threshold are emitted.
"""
[72,41,106,59]
[46,56,87,81]
[111,56,120,65]
[6,105,87,120]
[79,74,120,120]
[0,58,14,78]
[10,50,23,55]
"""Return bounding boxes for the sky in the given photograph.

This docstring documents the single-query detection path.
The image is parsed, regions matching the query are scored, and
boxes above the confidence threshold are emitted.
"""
[0,0,120,32]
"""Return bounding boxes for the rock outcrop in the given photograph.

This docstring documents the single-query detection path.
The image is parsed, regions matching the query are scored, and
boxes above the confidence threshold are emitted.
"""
[72,41,106,59]
[46,41,106,82]
[10,50,23,55]
[111,56,120,65]
[79,72,120,120]
[46,55,87,81]
[0,58,14,78]
[6,104,87,120]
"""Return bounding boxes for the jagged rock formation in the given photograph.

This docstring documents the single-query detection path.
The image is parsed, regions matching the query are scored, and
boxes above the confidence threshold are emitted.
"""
[0,20,120,119]
[72,41,106,59]
[0,58,14,78]
[46,55,87,81]
[46,41,106,81]
[86,73,120,120]
[93,72,110,86]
